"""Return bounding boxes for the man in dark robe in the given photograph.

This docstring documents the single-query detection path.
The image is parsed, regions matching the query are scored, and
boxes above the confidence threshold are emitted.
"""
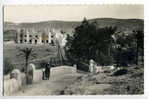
[45,62,51,80]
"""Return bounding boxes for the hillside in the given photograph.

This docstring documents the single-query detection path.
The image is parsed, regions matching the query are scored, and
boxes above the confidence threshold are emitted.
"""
[90,18,144,31]
[4,18,144,41]
[4,21,80,33]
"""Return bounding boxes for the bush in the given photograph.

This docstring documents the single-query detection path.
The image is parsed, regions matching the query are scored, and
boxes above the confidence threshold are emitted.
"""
[112,69,128,76]
[77,62,89,72]
[98,52,114,65]
[3,58,14,75]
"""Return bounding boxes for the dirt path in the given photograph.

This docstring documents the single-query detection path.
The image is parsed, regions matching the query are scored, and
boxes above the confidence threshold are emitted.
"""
[12,66,83,96]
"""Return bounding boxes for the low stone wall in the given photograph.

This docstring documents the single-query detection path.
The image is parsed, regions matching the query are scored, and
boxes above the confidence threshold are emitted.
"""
[4,63,43,96]
[33,70,43,83]
[4,65,77,96]
[4,73,26,96]
[50,66,76,76]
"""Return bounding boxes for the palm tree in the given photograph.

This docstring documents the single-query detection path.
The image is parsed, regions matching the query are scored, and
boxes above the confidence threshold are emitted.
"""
[111,31,122,67]
[133,30,144,65]
[17,47,36,84]
[104,26,117,56]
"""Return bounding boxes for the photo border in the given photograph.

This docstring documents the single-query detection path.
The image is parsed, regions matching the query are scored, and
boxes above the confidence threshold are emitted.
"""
[0,0,148,98]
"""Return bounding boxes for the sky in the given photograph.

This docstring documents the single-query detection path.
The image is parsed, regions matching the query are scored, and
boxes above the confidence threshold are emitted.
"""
[4,5,144,23]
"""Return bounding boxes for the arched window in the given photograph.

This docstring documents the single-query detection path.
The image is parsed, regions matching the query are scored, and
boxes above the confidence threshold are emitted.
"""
[29,40,32,44]
[35,40,37,44]
[42,40,44,43]
[35,35,38,38]
[20,40,23,43]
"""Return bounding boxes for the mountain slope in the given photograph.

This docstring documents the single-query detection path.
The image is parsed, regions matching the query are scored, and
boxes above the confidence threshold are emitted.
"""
[4,18,144,41]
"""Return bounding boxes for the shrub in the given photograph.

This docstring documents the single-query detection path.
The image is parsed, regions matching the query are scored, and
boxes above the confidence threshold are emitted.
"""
[77,62,89,72]
[98,52,114,66]
[112,69,128,76]
[3,58,14,75]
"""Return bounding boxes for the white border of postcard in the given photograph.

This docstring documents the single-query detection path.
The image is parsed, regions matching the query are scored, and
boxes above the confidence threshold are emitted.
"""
[0,0,148,99]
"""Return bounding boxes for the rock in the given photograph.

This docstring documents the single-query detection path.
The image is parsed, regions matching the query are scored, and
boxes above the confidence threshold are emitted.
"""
[10,69,21,80]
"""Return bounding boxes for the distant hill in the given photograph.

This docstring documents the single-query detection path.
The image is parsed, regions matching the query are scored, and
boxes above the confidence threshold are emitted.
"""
[4,21,80,33]
[4,18,144,41]
[90,18,144,32]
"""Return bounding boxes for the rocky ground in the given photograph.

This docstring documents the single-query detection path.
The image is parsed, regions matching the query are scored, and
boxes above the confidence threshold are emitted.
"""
[63,65,144,95]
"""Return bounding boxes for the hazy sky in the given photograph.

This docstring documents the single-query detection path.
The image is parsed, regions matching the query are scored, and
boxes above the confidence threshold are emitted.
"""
[4,5,144,23]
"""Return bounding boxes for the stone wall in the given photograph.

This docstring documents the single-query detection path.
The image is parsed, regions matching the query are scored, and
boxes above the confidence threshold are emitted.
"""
[3,63,43,96]
[4,71,26,96]
[33,70,43,83]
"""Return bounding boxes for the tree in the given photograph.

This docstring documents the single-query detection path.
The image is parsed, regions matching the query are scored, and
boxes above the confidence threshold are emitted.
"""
[69,18,97,61]
[65,34,74,64]
[100,26,117,56]
[92,26,117,65]
[113,29,144,67]
[17,47,36,84]
[133,30,144,65]
[66,18,117,65]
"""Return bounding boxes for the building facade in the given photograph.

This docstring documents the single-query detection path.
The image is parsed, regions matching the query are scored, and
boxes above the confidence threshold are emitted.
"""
[17,28,53,44]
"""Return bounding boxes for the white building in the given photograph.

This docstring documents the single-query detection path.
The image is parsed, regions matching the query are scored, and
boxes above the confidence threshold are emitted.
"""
[17,28,53,44]
[16,28,67,46]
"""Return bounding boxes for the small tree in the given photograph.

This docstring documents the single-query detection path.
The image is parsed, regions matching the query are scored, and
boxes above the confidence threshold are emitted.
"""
[17,47,36,84]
